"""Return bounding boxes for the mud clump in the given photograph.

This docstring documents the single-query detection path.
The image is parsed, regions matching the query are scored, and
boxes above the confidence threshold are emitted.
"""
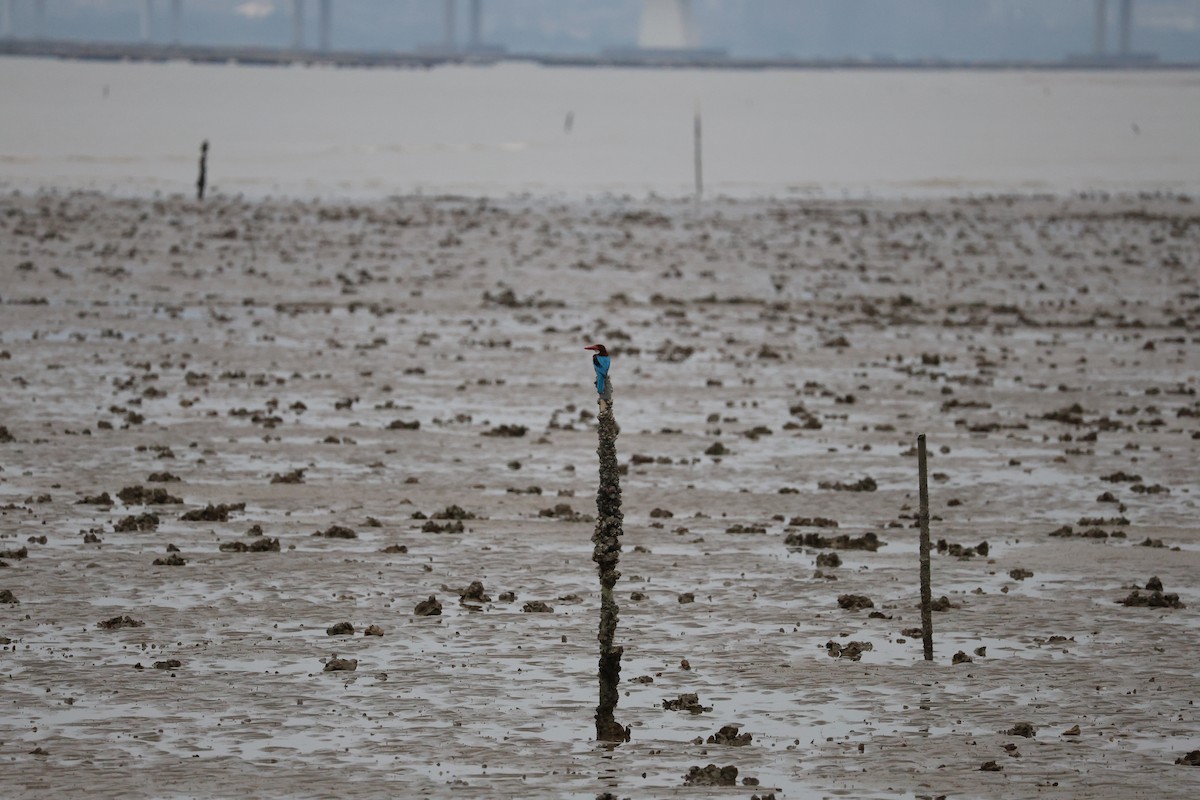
[154,659,182,670]
[432,505,476,520]
[952,650,974,664]
[522,600,554,613]
[482,424,527,437]
[930,595,958,611]
[326,621,354,636]
[538,503,593,523]
[1004,722,1037,738]
[0,546,28,560]
[117,486,182,505]
[364,625,384,636]
[219,537,280,552]
[380,544,408,554]
[1119,589,1184,609]
[1009,568,1034,580]
[980,760,1003,772]
[826,640,873,660]
[818,476,877,492]
[181,502,244,522]
[1,589,20,604]
[663,693,710,713]
[937,539,989,558]
[77,492,113,506]
[458,581,491,604]
[98,615,144,629]
[323,657,357,672]
[707,725,753,746]
[147,472,181,482]
[1176,750,1200,766]
[114,513,159,532]
[815,552,842,568]
[683,764,738,786]
[789,516,839,528]
[784,531,885,551]
[422,519,463,533]
[270,468,305,484]
[837,594,874,611]
[414,596,442,616]
[152,553,187,566]
[315,525,356,539]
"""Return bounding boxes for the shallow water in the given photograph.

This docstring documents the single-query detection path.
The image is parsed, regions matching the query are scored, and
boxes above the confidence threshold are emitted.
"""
[2,58,1200,198]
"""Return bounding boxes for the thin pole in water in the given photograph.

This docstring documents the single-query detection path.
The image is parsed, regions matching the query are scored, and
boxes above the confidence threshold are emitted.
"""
[917,433,934,661]
[693,100,703,201]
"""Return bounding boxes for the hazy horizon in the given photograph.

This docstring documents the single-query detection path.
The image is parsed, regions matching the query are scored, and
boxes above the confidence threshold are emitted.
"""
[4,0,1200,62]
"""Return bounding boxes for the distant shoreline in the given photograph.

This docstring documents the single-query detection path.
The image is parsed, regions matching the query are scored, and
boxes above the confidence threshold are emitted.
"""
[2,38,1196,72]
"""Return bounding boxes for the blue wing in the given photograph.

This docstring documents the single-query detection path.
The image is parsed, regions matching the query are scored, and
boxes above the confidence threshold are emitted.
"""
[593,355,610,394]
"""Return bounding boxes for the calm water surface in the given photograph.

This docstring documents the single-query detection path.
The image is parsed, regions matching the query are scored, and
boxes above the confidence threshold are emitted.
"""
[2,56,1198,198]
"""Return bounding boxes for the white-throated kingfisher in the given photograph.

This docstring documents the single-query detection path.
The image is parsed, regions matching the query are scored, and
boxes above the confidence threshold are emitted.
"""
[584,344,612,402]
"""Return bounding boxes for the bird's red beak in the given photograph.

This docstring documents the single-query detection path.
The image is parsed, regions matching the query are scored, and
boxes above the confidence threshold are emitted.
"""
[584,345,602,352]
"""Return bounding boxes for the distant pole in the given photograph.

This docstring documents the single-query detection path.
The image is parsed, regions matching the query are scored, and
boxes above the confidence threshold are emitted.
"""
[1093,0,1107,56]
[917,434,933,661]
[318,0,331,52]
[1117,0,1133,56]
[291,0,304,50]
[443,0,457,51]
[693,100,703,201]
[170,0,181,45]
[467,0,481,50]
[141,0,153,43]
[196,140,208,201]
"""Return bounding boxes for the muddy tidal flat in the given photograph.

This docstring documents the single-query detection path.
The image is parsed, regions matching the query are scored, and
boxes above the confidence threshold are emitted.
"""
[1,190,1198,799]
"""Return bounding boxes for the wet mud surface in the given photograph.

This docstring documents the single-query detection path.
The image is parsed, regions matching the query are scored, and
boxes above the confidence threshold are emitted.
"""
[1,190,1199,798]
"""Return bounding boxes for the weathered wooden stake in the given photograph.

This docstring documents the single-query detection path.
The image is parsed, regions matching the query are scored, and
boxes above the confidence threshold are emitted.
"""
[592,397,627,742]
[693,101,703,201]
[917,433,934,661]
[196,139,209,201]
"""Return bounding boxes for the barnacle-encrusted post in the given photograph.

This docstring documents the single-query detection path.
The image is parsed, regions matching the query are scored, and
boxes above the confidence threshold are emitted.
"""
[593,398,627,742]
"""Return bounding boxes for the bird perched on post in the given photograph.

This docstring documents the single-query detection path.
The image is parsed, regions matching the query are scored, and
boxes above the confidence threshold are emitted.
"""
[584,344,613,408]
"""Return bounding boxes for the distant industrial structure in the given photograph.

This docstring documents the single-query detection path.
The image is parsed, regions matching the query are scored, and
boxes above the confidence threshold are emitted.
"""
[1073,0,1157,64]
[0,0,1186,70]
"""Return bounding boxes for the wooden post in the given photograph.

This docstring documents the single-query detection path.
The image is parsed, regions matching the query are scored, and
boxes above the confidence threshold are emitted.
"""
[917,434,934,661]
[196,140,208,201]
[592,395,627,742]
[693,100,703,201]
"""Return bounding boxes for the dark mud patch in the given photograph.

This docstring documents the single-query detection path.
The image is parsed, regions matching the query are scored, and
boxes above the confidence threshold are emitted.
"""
[219,537,280,552]
[785,531,885,551]
[837,594,874,611]
[707,724,753,746]
[663,693,710,713]
[683,764,739,786]
[181,503,244,522]
[117,486,182,505]
[315,525,356,539]
[826,640,873,660]
[414,596,442,616]
[98,615,144,629]
[818,476,877,492]
[114,513,159,532]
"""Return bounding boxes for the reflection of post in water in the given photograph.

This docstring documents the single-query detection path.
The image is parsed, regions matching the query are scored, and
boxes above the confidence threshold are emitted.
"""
[917,434,934,661]
[196,140,208,201]
[586,344,627,742]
